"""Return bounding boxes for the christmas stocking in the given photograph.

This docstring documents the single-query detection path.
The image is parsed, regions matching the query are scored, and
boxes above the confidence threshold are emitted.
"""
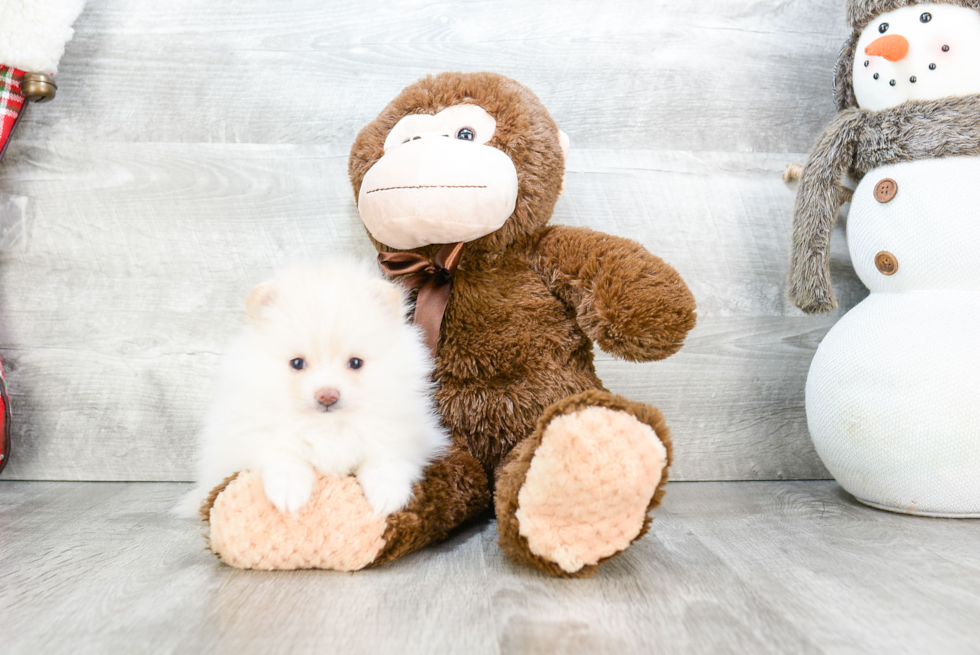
[0,0,86,473]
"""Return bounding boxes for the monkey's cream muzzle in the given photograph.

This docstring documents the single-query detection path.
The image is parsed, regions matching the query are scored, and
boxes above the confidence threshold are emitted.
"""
[357,136,519,251]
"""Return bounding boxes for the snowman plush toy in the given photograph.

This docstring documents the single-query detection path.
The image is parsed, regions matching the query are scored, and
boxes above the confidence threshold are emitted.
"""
[790,0,980,517]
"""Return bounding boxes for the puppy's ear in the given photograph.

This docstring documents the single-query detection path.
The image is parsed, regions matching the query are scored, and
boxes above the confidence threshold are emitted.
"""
[369,279,406,320]
[246,282,276,324]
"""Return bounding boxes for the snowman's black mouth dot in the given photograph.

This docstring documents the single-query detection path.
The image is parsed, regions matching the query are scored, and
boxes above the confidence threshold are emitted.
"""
[864,61,870,67]
[890,80,897,86]
[930,63,937,70]
[943,45,950,52]
[910,76,917,84]
[874,73,880,80]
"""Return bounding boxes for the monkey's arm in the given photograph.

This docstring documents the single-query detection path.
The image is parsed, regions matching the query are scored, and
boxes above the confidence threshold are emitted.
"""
[533,225,696,362]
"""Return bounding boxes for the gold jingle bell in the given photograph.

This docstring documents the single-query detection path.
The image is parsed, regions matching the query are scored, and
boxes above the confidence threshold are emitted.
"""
[21,73,57,103]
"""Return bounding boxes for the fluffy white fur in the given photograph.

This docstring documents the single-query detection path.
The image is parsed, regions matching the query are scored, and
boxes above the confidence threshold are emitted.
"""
[180,258,448,517]
[0,0,86,74]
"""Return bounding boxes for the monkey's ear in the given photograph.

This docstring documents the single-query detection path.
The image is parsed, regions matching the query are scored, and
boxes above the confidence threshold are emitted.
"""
[557,130,571,193]
[246,282,277,324]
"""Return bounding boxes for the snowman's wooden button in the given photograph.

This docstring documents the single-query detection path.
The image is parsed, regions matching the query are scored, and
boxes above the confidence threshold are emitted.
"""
[874,178,898,203]
[875,251,898,275]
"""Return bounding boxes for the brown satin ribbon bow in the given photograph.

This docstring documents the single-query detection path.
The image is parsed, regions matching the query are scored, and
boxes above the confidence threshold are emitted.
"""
[378,242,465,355]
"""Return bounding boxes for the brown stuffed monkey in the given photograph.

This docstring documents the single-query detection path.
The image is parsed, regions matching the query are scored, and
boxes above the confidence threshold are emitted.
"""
[204,72,697,578]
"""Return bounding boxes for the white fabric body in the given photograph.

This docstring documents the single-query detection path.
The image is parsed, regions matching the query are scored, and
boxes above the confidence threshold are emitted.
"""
[806,157,980,516]
[853,4,980,111]
[847,157,980,292]
[0,0,86,74]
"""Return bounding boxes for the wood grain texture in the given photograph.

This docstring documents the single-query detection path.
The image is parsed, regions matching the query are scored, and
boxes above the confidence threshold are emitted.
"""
[2,481,978,654]
[15,0,848,152]
[0,0,864,481]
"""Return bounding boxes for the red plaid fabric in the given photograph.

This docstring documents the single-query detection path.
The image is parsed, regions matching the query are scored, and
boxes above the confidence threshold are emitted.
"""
[0,65,19,472]
[0,66,26,161]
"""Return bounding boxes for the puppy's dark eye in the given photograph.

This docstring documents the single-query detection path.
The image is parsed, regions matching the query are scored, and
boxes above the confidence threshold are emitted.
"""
[290,358,306,370]
[456,127,475,141]
[348,358,363,370]
[879,22,889,33]
[920,12,932,23]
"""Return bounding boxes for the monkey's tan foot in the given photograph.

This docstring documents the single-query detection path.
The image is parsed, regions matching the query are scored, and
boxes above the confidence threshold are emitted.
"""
[204,445,491,571]
[207,471,387,571]
[496,390,672,578]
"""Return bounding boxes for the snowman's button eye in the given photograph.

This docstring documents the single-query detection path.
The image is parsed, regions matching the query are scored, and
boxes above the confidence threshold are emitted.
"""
[456,127,475,141]
[879,22,889,33]
[920,12,932,23]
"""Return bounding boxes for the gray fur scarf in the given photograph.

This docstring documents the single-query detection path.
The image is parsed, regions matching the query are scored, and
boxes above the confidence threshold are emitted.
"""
[789,94,980,314]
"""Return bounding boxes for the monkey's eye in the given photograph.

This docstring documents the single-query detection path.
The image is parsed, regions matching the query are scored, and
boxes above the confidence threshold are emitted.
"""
[920,12,932,23]
[879,22,889,33]
[290,358,306,371]
[348,358,363,370]
[456,127,475,141]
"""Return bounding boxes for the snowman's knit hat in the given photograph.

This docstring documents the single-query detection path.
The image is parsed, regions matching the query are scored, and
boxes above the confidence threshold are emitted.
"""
[836,1,980,109]
[848,0,980,28]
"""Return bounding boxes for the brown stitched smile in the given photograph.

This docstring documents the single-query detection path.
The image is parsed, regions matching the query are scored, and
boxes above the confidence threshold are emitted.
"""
[366,185,487,195]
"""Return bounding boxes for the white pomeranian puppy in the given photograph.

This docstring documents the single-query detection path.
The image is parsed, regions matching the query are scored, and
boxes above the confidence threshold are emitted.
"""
[180,257,448,517]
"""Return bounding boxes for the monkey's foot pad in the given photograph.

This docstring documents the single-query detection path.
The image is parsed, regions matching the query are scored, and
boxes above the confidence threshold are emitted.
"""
[208,471,386,571]
[515,407,668,574]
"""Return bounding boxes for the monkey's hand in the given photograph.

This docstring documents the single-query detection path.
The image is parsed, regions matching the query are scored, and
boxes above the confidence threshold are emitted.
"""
[533,225,697,362]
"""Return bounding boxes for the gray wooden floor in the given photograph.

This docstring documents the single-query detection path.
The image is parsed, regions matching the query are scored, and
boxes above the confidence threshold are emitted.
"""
[2,481,978,655]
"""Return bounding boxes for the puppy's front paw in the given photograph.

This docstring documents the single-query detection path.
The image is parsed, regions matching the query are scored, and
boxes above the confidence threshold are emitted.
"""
[262,464,315,514]
[357,467,415,516]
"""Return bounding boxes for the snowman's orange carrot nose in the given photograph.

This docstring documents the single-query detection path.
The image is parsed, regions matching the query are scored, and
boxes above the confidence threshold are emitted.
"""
[865,34,910,62]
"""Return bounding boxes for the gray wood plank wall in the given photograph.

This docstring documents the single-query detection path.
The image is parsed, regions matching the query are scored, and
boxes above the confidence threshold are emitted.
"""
[0,0,864,481]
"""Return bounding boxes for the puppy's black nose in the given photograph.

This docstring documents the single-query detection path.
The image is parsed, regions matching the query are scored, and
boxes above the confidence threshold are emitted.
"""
[315,388,340,408]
